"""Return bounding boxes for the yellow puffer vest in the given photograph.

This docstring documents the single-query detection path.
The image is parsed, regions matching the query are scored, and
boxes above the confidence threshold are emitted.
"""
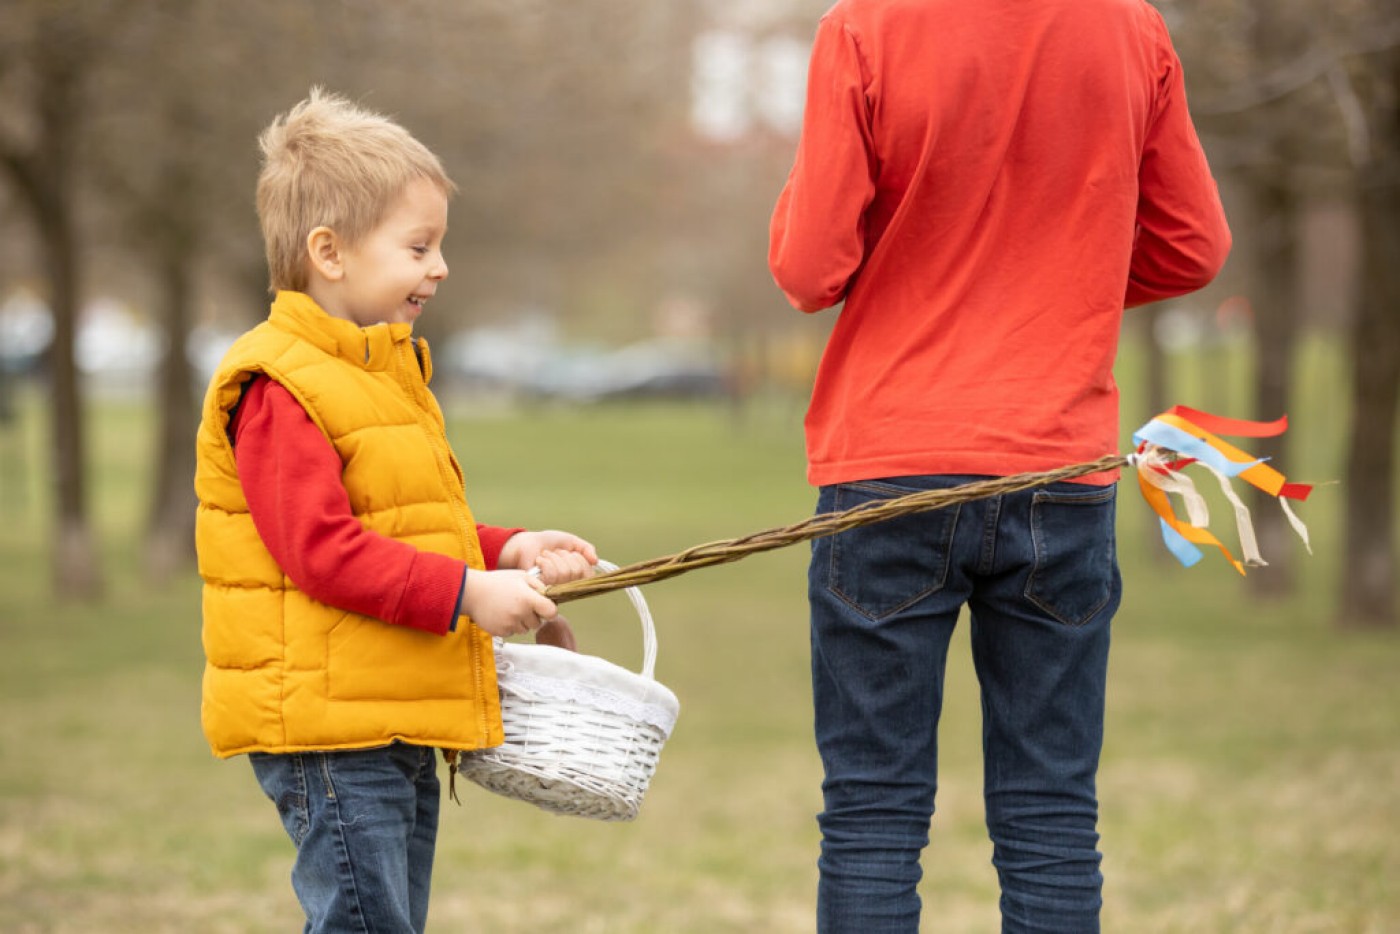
[195,291,502,758]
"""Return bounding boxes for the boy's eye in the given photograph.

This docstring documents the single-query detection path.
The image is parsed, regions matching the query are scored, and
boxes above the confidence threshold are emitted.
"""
[411,246,429,256]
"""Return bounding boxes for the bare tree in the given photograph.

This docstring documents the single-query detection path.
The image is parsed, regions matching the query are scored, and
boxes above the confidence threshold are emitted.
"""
[410,0,699,336]
[88,0,282,582]
[0,1,121,599]
[1236,3,1312,596]
[1177,0,1336,594]
[1172,1,1399,622]
[1340,36,1400,628]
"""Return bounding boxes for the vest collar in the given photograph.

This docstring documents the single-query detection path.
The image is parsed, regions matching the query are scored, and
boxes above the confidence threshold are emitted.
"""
[268,291,417,373]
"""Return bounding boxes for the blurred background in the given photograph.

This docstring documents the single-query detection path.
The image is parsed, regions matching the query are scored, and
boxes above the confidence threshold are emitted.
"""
[0,0,1397,619]
[1,0,1397,931]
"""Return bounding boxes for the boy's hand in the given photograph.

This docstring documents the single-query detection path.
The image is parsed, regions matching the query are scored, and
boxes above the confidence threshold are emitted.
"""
[531,548,595,586]
[498,530,598,573]
[485,531,594,647]
[459,568,559,639]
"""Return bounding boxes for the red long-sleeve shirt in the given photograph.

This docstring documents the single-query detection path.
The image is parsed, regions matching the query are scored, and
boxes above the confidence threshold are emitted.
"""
[230,375,520,636]
[770,0,1231,486]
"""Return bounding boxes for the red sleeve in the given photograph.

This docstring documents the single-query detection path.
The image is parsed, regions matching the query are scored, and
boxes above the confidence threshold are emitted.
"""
[475,525,522,570]
[231,376,466,636]
[768,13,878,313]
[1126,23,1232,308]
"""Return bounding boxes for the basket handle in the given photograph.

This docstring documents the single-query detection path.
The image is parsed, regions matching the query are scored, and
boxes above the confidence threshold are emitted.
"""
[594,559,658,680]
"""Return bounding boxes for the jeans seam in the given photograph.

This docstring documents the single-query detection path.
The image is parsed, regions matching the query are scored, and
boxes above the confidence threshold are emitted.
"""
[827,585,929,621]
[292,755,310,846]
[416,745,433,783]
[325,768,372,934]
[318,752,338,801]
[978,495,1001,575]
[1026,590,1111,629]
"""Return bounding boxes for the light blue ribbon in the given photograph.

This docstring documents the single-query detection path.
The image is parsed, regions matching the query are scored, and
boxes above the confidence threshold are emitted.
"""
[1132,419,1266,479]
[1158,518,1204,568]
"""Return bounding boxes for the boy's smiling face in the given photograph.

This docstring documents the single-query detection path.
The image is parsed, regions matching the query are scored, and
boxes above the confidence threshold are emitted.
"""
[308,177,450,328]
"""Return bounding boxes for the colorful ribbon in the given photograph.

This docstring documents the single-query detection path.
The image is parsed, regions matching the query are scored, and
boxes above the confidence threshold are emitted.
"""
[1131,405,1314,575]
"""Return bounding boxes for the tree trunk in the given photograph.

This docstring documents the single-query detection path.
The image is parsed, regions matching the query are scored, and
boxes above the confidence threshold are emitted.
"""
[2,53,105,600]
[1233,0,1309,597]
[1339,50,1400,629]
[41,191,102,599]
[1246,175,1302,596]
[144,242,199,584]
[0,7,109,600]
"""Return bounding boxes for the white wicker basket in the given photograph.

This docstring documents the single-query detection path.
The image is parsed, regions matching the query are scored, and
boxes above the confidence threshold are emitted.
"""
[457,562,679,822]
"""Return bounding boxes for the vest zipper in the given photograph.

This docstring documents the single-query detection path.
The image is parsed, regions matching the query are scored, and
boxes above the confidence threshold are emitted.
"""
[394,339,494,747]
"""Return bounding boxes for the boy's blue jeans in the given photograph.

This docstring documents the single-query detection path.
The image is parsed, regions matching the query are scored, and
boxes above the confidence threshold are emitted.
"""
[251,742,441,934]
[809,476,1119,934]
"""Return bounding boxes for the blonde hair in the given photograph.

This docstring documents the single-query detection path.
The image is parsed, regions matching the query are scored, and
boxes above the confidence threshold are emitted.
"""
[256,88,456,292]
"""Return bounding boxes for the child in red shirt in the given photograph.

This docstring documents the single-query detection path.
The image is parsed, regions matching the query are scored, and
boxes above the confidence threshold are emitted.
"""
[769,3,1230,931]
[196,90,596,933]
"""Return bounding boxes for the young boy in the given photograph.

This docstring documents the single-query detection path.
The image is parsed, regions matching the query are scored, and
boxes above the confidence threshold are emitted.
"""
[194,88,597,933]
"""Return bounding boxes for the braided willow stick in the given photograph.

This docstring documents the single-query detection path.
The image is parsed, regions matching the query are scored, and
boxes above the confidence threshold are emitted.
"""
[544,453,1130,605]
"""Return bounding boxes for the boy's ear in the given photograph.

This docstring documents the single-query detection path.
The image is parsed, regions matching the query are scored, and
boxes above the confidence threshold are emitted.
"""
[306,226,345,281]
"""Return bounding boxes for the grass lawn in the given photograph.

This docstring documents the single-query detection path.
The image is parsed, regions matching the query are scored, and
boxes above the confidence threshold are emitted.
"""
[0,334,1396,932]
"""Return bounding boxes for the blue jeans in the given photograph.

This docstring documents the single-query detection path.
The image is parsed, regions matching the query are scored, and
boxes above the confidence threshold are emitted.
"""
[809,476,1119,934]
[250,743,441,934]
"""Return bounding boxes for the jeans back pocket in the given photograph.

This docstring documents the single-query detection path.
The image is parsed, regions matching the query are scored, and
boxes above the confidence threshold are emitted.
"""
[1025,485,1118,627]
[823,480,961,620]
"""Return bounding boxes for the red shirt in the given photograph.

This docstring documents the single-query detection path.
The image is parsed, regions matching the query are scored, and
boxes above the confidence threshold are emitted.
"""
[770,0,1231,486]
[230,375,520,635]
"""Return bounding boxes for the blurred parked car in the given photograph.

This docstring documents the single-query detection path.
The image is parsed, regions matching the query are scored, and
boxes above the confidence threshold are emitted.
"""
[440,323,725,402]
[0,288,53,376]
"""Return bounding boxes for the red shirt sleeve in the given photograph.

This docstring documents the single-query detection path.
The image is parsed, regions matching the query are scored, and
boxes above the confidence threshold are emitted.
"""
[475,524,522,570]
[1126,22,1232,307]
[768,13,877,313]
[230,376,467,636]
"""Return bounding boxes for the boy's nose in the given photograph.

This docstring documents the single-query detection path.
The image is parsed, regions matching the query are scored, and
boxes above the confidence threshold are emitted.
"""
[430,254,448,280]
